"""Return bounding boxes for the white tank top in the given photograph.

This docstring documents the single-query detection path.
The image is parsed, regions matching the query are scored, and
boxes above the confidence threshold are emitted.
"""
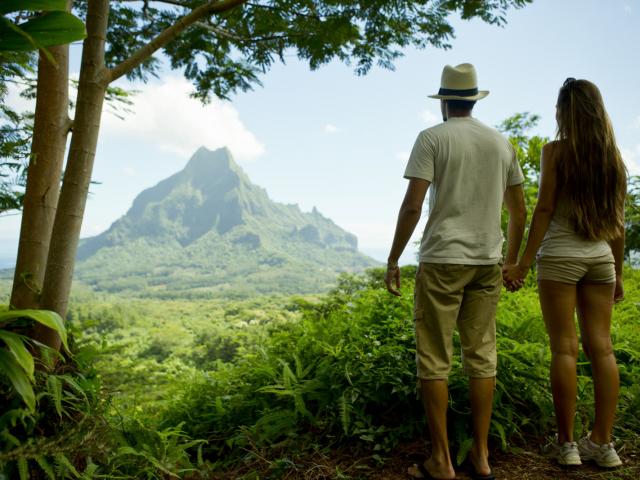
[538,195,611,258]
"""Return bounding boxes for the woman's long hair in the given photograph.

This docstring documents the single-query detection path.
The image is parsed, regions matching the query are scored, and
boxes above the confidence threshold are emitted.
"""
[555,78,627,241]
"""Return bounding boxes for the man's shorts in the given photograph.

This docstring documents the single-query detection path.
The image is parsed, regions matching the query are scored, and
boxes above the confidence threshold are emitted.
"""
[536,253,616,284]
[414,263,502,380]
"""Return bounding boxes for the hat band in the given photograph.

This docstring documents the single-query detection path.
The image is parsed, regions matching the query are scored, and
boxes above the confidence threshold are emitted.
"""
[437,87,478,97]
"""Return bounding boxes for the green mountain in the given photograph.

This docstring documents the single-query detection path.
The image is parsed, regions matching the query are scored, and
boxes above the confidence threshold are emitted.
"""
[76,147,379,297]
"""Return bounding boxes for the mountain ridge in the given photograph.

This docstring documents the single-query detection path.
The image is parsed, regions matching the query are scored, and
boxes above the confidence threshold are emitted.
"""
[76,147,378,297]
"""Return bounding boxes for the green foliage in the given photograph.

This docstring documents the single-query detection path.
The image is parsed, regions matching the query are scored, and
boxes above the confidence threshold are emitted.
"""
[157,266,639,476]
[0,319,205,480]
[0,51,33,214]
[0,308,68,411]
[497,112,548,237]
[0,0,86,53]
[73,0,531,101]
[1,266,638,477]
[625,175,640,262]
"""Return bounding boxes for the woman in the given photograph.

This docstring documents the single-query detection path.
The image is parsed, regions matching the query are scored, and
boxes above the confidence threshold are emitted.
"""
[503,78,626,468]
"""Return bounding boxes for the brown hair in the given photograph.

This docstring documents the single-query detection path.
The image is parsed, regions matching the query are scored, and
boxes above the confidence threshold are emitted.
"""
[555,78,627,241]
[446,99,476,112]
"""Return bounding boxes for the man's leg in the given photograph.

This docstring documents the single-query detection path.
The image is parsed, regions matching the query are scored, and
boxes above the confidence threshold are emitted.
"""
[421,379,456,479]
[411,264,469,479]
[457,265,502,476]
[469,377,495,476]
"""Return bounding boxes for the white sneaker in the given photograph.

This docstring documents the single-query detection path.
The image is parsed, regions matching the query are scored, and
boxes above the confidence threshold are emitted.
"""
[578,435,622,468]
[542,435,582,466]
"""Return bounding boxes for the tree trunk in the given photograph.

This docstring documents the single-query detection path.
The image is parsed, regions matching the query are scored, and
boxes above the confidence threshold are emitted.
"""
[10,10,71,313]
[36,0,110,349]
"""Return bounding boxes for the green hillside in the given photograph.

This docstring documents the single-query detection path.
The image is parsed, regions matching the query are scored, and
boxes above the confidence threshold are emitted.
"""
[76,147,379,297]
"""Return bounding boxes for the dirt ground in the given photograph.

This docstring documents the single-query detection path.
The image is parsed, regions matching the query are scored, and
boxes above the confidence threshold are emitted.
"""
[205,440,640,479]
[367,441,640,480]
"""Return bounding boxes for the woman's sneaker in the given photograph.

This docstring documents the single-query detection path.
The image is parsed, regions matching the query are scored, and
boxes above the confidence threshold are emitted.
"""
[578,435,622,468]
[542,435,582,465]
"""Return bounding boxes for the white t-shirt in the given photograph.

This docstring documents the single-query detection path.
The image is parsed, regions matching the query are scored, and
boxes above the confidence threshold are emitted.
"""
[404,117,524,265]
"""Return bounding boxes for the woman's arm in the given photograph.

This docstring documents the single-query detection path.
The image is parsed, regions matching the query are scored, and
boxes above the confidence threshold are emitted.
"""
[608,226,625,302]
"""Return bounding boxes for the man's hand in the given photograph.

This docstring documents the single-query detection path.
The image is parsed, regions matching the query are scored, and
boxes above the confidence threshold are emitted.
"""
[502,263,528,292]
[614,274,624,303]
[385,262,401,296]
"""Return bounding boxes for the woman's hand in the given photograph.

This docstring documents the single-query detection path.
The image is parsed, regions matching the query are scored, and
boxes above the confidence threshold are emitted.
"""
[502,263,529,292]
[614,274,624,303]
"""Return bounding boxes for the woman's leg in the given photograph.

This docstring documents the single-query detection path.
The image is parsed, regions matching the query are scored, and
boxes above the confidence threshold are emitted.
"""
[576,282,619,444]
[538,280,578,443]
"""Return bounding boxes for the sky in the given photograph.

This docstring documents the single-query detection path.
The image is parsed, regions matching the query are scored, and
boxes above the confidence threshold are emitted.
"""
[2,0,640,266]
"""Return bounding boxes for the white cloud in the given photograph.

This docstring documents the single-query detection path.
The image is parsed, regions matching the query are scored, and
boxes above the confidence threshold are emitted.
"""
[633,116,640,129]
[323,123,339,134]
[420,109,440,127]
[622,144,640,175]
[101,76,264,161]
[623,3,632,13]
[5,83,35,113]
[123,166,136,177]
[395,151,410,162]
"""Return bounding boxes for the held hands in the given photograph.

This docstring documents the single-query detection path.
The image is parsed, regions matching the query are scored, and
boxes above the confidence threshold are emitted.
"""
[385,261,401,296]
[502,263,529,292]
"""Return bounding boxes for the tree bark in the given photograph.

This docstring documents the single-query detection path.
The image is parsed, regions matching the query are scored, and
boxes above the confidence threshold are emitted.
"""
[36,0,110,349]
[10,6,71,313]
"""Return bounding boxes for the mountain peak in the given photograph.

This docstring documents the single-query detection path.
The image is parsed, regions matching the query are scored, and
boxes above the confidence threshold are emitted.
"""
[76,146,378,296]
[184,146,244,179]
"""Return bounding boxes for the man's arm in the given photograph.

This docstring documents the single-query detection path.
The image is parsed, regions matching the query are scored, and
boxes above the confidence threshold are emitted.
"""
[502,183,527,291]
[385,177,430,296]
[503,184,527,265]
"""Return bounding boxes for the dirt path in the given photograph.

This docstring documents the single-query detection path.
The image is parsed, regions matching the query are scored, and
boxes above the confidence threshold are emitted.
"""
[368,442,640,480]
[205,441,639,479]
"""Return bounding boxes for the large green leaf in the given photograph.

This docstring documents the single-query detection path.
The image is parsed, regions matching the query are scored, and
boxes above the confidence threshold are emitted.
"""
[0,309,68,352]
[0,330,34,381]
[0,11,86,51]
[0,0,67,15]
[0,349,35,411]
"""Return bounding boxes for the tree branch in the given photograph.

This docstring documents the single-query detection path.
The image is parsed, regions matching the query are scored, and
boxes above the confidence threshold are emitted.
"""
[194,20,245,42]
[194,20,299,43]
[111,0,190,6]
[107,0,248,83]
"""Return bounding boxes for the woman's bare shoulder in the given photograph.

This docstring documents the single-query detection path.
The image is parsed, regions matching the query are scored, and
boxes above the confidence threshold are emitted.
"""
[542,140,563,163]
[543,139,562,151]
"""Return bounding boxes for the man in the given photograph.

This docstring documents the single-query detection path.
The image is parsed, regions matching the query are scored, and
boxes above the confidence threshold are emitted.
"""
[385,63,526,480]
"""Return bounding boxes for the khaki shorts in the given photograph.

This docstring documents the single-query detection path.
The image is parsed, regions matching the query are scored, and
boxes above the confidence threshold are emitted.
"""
[414,263,502,380]
[536,253,616,284]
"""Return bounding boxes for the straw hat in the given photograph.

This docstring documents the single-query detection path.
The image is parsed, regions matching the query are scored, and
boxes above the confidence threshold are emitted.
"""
[428,63,489,101]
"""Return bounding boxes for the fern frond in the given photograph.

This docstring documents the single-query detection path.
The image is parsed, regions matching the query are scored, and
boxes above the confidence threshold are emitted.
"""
[34,455,56,480]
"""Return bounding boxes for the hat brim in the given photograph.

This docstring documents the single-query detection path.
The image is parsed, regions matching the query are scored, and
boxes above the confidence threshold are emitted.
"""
[428,90,490,101]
